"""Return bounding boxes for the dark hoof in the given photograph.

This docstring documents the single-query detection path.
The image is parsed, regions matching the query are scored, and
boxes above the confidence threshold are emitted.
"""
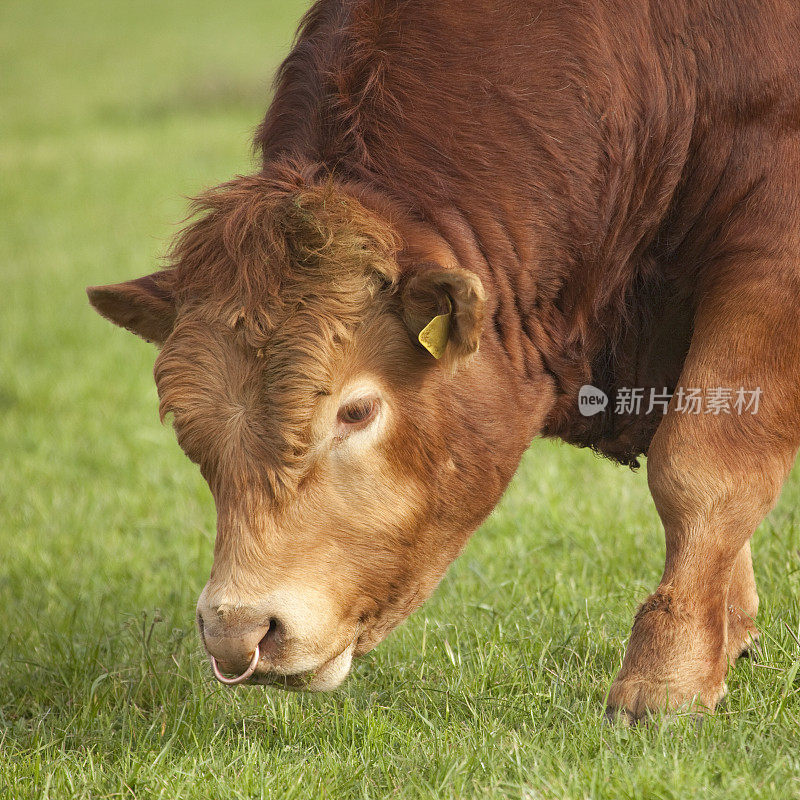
[604,706,637,727]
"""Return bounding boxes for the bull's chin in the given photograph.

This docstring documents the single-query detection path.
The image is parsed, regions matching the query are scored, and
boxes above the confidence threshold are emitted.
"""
[251,640,356,692]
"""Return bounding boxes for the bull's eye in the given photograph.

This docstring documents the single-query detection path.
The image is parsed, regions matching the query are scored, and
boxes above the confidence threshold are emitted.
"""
[337,397,378,428]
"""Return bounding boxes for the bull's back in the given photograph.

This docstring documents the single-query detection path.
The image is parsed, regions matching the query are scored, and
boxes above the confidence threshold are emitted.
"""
[261,0,799,254]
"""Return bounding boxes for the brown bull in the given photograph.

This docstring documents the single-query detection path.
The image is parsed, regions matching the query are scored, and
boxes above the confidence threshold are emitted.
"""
[88,0,800,720]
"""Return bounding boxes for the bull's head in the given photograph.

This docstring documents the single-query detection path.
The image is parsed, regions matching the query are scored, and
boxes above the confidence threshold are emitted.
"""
[88,173,544,689]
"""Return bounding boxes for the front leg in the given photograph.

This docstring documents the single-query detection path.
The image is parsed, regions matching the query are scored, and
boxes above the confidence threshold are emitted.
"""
[607,261,800,722]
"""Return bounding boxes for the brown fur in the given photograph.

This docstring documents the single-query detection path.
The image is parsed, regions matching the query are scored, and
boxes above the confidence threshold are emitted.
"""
[89,0,800,715]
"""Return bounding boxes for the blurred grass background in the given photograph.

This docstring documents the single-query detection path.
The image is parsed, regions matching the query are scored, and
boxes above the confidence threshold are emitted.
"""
[2,1,800,798]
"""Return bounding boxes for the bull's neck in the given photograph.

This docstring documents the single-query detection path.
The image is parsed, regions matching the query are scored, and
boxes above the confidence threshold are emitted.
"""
[347,180,676,465]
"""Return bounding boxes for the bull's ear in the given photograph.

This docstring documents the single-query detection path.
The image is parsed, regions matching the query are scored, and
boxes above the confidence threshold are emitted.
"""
[87,270,176,345]
[400,265,486,366]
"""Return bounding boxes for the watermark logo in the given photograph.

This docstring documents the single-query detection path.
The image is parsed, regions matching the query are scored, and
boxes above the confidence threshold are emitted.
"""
[577,385,762,416]
[578,384,609,416]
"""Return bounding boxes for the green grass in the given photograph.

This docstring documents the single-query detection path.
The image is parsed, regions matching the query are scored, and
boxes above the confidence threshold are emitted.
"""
[2,1,800,797]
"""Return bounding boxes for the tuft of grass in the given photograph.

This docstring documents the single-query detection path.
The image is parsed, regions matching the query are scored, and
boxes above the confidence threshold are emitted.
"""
[2,1,800,797]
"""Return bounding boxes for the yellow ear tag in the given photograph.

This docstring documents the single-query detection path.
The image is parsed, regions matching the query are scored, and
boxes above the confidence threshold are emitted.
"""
[418,296,452,359]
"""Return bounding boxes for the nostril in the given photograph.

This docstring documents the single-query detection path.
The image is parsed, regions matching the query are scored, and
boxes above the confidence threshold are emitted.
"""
[259,617,284,653]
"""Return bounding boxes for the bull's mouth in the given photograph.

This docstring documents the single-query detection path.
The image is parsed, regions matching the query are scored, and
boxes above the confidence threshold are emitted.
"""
[250,638,357,691]
[248,670,317,690]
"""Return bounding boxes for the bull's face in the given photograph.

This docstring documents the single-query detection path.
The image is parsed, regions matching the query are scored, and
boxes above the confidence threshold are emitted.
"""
[86,180,535,690]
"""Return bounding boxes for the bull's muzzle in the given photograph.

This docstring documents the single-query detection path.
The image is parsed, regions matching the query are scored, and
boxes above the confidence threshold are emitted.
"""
[196,584,356,691]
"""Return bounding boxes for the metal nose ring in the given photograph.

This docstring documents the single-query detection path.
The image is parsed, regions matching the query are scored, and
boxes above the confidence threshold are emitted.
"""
[210,644,260,685]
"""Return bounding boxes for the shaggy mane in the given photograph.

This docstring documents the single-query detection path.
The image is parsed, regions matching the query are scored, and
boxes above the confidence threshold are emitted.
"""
[169,162,402,342]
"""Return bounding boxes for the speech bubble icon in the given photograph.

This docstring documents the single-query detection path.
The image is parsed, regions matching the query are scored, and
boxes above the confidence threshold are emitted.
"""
[578,384,608,417]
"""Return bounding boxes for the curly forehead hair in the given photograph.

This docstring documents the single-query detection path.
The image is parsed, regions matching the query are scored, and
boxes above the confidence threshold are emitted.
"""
[168,162,402,344]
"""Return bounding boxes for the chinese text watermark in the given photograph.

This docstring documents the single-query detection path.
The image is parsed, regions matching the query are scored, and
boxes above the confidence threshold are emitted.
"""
[578,385,761,417]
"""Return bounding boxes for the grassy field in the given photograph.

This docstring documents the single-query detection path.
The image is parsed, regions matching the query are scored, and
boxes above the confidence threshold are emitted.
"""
[2,1,800,797]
